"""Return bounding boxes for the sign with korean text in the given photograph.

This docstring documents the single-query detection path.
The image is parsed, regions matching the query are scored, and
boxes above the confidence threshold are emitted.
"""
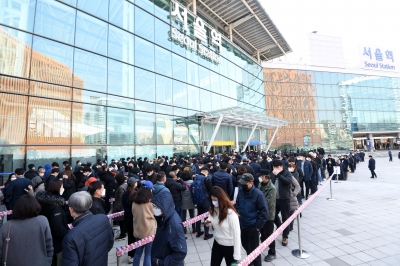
[170,0,222,64]
[359,45,398,72]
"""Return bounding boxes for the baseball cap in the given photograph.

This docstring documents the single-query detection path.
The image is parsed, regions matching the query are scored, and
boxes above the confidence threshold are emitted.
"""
[142,180,153,190]
[238,173,254,185]
[127,177,137,185]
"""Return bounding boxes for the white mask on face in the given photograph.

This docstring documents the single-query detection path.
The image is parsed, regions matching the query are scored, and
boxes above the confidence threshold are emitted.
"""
[60,188,64,195]
[39,173,44,177]
[258,177,263,183]
[288,168,294,172]
[212,201,219,207]
[153,206,162,216]
[101,188,106,197]
[11,177,17,181]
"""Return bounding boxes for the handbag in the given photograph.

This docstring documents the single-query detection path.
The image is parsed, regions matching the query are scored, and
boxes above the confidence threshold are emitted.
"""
[4,220,13,266]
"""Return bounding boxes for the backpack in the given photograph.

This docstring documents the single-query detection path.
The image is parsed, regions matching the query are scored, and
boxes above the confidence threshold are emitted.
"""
[190,176,207,205]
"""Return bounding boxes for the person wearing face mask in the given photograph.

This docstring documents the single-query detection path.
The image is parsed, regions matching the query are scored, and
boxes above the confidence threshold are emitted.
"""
[145,166,158,184]
[206,186,241,266]
[113,173,128,241]
[98,165,116,214]
[151,187,187,266]
[285,164,301,232]
[32,168,46,193]
[258,169,277,262]
[122,177,138,263]
[88,181,106,215]
[236,173,268,266]
[131,181,156,266]
[36,180,69,266]
[306,155,318,194]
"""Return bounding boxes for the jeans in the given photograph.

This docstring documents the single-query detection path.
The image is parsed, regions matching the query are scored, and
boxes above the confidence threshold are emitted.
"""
[133,239,152,266]
[196,200,210,236]
[274,199,290,238]
[317,168,322,183]
[175,205,182,221]
[210,240,235,266]
[241,227,261,266]
[260,220,275,255]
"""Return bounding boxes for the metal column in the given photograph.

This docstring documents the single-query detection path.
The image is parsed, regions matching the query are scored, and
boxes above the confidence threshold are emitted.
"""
[192,0,196,14]
[241,123,258,153]
[235,126,239,151]
[265,126,279,152]
[205,115,223,153]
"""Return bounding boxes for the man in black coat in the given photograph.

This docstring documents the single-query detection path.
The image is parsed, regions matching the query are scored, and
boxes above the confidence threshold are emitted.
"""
[260,156,272,171]
[368,155,377,178]
[24,164,37,180]
[165,171,186,220]
[326,154,336,177]
[242,159,255,175]
[62,192,114,266]
[4,168,33,218]
[250,158,261,175]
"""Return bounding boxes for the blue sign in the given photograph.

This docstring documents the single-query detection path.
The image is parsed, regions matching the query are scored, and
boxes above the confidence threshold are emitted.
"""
[249,141,263,145]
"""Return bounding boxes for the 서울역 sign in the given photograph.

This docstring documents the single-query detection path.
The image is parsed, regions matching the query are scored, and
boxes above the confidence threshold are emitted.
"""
[170,0,222,64]
[359,45,398,72]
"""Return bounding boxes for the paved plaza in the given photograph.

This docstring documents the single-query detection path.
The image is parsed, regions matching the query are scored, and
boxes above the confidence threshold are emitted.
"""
[108,153,400,266]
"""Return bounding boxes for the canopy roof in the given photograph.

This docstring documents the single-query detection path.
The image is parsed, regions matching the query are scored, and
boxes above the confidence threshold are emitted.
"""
[193,0,292,60]
[197,107,290,129]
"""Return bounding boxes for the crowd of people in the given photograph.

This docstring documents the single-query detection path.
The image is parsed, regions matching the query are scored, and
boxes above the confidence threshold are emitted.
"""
[0,148,369,266]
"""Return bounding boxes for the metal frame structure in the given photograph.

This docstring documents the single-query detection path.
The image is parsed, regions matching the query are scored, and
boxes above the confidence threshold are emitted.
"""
[185,0,292,61]
[197,107,290,152]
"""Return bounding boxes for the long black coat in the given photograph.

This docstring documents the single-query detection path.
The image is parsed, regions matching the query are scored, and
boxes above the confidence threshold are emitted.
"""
[368,158,376,170]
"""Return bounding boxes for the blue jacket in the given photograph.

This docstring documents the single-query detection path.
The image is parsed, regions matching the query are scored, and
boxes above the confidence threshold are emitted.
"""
[153,182,170,196]
[236,186,268,230]
[250,162,261,175]
[4,177,33,210]
[61,212,114,266]
[212,170,233,197]
[297,160,313,181]
[151,191,187,266]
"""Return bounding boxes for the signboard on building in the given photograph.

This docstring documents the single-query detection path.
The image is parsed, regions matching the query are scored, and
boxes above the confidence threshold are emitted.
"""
[170,0,222,64]
[359,45,398,72]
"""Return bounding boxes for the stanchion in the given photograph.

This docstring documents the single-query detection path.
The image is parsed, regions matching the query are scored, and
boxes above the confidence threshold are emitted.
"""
[109,202,114,227]
[291,213,310,259]
[116,252,121,266]
[326,178,336,201]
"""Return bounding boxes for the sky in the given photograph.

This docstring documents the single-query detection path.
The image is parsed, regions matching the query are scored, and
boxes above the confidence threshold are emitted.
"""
[261,0,400,66]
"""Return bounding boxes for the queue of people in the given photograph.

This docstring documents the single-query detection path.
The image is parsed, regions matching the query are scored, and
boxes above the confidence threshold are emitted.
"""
[0,148,363,266]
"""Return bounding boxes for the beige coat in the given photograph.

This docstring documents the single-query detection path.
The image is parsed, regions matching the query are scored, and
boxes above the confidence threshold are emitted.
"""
[132,202,156,239]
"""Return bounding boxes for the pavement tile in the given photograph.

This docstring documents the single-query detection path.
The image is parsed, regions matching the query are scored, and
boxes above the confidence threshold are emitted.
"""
[324,257,350,266]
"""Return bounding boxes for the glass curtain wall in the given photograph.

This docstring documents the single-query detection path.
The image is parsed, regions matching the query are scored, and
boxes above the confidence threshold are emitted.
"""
[264,68,400,150]
[0,0,264,171]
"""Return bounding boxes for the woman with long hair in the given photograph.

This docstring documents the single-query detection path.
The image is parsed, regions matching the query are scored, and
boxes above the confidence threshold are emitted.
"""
[206,186,241,266]
[121,177,138,263]
[62,166,76,201]
[131,181,156,266]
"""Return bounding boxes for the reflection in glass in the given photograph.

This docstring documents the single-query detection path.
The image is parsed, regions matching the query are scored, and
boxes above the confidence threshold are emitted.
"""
[135,100,155,112]
[77,0,109,20]
[0,0,36,32]
[73,49,107,92]
[107,107,134,144]
[108,59,134,98]
[109,0,134,32]
[0,93,28,144]
[27,97,71,144]
[34,0,76,45]
[73,88,106,104]
[31,36,74,86]
[108,26,134,64]
[172,54,186,82]
[135,7,154,41]
[154,18,171,50]
[173,80,187,109]
[155,46,172,76]
[72,102,106,144]
[156,114,173,144]
[135,111,155,144]
[0,26,32,79]
[156,75,172,105]
[107,146,135,161]
[135,36,154,71]
[75,11,108,55]
[136,145,156,159]
[27,147,70,170]
[30,81,72,101]
[135,68,155,102]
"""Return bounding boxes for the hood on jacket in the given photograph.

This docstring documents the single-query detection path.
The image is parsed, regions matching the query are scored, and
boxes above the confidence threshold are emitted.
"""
[36,190,65,206]
[151,190,175,220]
[44,164,52,177]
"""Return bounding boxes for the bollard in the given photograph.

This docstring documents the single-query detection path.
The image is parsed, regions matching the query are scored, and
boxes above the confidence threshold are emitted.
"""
[292,213,310,259]
[116,252,121,266]
[326,178,336,201]
[109,202,114,227]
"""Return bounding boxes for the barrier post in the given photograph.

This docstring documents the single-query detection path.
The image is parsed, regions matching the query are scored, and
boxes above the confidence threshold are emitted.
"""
[326,178,336,201]
[291,214,310,259]
[116,254,121,266]
[109,201,114,227]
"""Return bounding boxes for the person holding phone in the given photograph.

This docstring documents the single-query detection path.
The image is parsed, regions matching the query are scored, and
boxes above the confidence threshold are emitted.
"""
[206,186,241,266]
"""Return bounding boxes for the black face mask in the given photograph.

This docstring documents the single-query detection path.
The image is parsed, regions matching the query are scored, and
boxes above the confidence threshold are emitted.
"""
[243,185,251,191]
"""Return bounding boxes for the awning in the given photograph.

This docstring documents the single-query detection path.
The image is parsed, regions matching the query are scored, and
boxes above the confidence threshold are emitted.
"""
[196,107,290,129]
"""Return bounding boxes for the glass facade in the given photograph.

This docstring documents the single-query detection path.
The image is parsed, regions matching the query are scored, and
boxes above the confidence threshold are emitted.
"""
[0,0,264,171]
[264,68,400,150]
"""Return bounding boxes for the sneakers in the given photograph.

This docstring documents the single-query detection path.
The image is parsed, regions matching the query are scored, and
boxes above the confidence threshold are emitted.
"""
[282,237,288,246]
[264,254,276,262]
[128,256,133,263]
[204,234,213,240]
[115,235,126,241]
[196,231,204,238]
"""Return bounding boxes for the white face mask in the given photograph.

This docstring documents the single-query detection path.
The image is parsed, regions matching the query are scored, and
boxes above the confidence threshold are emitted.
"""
[101,188,106,197]
[11,177,17,181]
[288,168,294,172]
[39,173,44,177]
[153,206,162,216]
[258,177,263,183]
[212,201,219,207]
[60,188,64,195]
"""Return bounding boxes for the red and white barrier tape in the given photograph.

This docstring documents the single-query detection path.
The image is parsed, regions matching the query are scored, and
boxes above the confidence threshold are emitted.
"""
[116,199,237,257]
[0,210,12,218]
[238,176,333,266]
